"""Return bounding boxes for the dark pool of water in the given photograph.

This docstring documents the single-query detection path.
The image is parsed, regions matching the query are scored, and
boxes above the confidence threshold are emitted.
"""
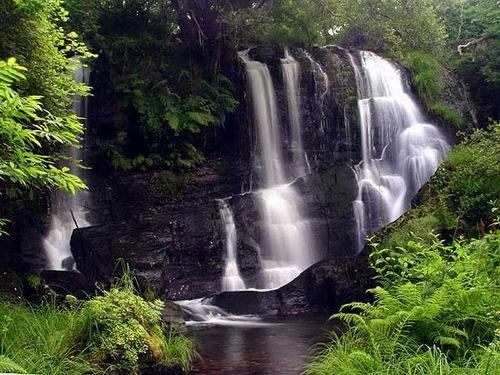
[189,315,335,375]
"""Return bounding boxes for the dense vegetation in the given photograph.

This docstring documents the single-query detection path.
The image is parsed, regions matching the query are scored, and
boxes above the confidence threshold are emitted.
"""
[307,125,500,374]
[0,273,194,374]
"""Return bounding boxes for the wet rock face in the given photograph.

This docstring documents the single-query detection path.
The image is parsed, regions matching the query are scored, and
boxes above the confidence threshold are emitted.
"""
[211,254,374,315]
[71,47,364,300]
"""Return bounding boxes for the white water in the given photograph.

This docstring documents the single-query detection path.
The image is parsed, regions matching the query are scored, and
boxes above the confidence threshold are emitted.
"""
[281,48,306,177]
[349,51,449,251]
[218,199,246,291]
[239,50,316,289]
[177,298,270,326]
[303,50,330,136]
[43,63,91,270]
[303,51,330,108]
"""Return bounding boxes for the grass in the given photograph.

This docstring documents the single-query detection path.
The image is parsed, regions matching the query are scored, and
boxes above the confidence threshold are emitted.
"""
[404,51,466,129]
[404,52,442,105]
[431,102,465,129]
[0,301,99,375]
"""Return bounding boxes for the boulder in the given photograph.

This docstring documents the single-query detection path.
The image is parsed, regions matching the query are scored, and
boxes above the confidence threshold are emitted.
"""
[212,254,374,316]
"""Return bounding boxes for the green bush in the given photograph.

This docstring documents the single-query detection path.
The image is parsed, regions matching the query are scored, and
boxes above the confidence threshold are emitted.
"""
[81,274,195,374]
[404,52,442,105]
[404,52,466,128]
[380,214,441,250]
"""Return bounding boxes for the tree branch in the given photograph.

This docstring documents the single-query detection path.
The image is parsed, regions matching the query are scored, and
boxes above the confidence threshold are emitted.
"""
[457,35,492,55]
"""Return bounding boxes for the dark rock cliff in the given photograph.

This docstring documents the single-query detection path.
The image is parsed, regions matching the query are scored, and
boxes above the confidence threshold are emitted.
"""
[71,46,364,301]
[0,45,472,310]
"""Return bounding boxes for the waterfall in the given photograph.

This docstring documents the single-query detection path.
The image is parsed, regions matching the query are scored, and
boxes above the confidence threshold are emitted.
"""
[43,62,91,270]
[302,51,329,108]
[218,200,246,291]
[281,48,306,177]
[349,51,449,251]
[239,50,316,289]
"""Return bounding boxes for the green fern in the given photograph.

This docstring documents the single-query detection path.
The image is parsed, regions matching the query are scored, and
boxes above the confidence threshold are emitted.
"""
[0,355,27,373]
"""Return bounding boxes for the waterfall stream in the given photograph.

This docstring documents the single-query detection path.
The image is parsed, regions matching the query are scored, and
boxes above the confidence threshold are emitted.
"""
[218,200,246,291]
[349,51,449,251]
[282,48,306,177]
[43,62,91,270]
[239,49,316,290]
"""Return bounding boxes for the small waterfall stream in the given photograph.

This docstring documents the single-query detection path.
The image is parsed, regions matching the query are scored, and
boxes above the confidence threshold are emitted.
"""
[43,62,91,270]
[349,51,449,251]
[218,200,246,291]
[281,48,306,177]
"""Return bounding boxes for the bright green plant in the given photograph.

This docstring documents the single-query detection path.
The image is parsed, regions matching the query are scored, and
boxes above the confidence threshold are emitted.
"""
[0,301,99,375]
[404,52,443,105]
[0,58,87,235]
[430,102,465,129]
[82,273,195,373]
[0,0,93,115]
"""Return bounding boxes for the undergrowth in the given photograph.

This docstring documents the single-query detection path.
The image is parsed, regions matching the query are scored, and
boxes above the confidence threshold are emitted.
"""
[0,271,195,374]
[306,231,500,375]
[404,51,465,129]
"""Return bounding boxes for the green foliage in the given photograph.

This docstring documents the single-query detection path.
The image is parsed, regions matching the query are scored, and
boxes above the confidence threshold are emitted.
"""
[434,125,500,233]
[0,0,93,115]
[307,231,500,374]
[64,0,239,171]
[404,52,442,105]
[0,59,87,234]
[430,102,465,129]
[81,274,195,373]
[228,0,331,47]
[155,170,191,201]
[379,214,441,250]
[0,301,99,375]
[434,0,500,121]
[0,271,195,375]
[377,124,499,245]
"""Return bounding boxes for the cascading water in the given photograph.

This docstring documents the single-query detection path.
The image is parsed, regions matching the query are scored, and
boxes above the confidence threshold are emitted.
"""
[43,62,91,270]
[239,50,316,289]
[218,199,246,291]
[281,48,306,177]
[349,51,449,251]
[302,51,329,110]
[302,50,331,146]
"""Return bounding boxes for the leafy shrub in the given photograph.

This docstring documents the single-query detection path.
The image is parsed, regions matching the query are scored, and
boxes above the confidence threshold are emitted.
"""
[0,58,88,235]
[82,275,195,373]
[380,214,441,250]
[0,272,195,375]
[404,52,466,128]
[0,0,92,115]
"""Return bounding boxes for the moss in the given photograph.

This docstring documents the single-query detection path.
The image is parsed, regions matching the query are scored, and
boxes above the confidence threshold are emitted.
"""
[381,215,440,249]
[155,170,191,201]
[430,102,465,129]
[404,52,442,105]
